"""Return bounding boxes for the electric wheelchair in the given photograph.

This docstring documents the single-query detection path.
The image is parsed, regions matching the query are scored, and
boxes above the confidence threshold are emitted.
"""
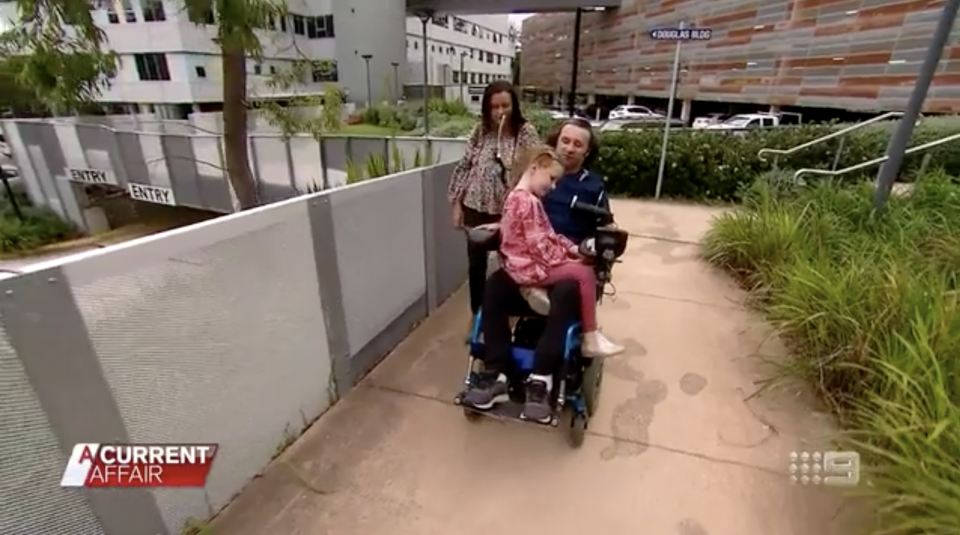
[453,202,629,447]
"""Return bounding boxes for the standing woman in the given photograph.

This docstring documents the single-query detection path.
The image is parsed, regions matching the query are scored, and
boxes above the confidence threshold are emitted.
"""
[448,81,539,320]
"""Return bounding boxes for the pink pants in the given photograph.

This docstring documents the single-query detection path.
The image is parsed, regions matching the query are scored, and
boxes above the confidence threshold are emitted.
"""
[540,262,598,331]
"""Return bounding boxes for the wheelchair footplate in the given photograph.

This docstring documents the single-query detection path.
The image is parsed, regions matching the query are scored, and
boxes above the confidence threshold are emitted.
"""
[454,381,564,428]
[459,314,595,447]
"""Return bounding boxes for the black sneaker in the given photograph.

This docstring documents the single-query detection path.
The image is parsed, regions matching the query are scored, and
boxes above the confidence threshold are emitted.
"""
[462,372,509,410]
[522,380,552,423]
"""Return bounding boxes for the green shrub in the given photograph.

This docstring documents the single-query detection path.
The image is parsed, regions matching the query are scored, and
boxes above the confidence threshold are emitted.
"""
[0,205,74,253]
[702,172,960,534]
[521,103,560,138]
[595,118,960,201]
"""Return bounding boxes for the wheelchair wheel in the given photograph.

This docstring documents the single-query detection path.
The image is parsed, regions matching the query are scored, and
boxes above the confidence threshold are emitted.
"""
[568,415,587,448]
[582,359,604,417]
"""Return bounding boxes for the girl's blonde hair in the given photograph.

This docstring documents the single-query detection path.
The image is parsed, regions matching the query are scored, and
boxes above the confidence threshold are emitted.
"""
[510,145,562,185]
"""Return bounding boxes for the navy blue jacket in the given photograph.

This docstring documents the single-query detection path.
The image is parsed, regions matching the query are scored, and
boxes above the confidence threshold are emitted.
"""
[543,169,610,244]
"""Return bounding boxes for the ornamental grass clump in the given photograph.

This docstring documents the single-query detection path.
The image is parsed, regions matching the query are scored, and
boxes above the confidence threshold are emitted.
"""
[702,170,960,534]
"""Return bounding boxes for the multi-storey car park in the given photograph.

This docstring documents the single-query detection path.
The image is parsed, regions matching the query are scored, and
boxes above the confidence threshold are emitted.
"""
[521,0,960,122]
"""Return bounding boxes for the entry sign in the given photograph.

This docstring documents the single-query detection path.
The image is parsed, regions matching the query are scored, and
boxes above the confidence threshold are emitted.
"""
[67,167,114,185]
[128,183,176,206]
[649,28,712,41]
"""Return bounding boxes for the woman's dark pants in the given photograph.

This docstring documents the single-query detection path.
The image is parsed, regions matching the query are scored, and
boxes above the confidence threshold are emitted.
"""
[462,205,501,314]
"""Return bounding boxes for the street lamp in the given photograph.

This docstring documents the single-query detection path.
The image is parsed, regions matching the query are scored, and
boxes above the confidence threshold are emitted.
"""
[416,9,434,136]
[567,8,583,118]
[459,51,468,102]
[391,61,400,102]
[361,54,373,107]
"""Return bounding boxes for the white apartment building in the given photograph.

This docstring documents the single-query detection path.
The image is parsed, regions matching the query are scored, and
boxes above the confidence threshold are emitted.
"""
[405,14,515,105]
[0,0,516,115]
[0,0,412,117]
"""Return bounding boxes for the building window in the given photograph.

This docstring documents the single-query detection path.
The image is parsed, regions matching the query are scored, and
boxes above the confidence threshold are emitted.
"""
[430,45,435,52]
[413,41,418,49]
[141,0,165,21]
[107,6,119,24]
[253,63,262,75]
[453,17,467,33]
[270,65,276,75]
[134,53,171,81]
[304,14,334,38]
[189,7,215,24]
[279,15,287,32]
[432,15,449,27]
[497,55,501,65]
[453,71,459,83]
[119,0,136,22]
[292,14,305,35]
[486,51,493,63]
[312,61,338,83]
[470,72,476,84]
[195,66,206,78]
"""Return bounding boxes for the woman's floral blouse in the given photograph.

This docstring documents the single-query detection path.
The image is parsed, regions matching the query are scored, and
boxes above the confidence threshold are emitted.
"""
[447,121,539,215]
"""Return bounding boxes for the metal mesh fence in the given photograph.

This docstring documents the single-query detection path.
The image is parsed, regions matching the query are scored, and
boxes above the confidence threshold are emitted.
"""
[0,322,106,535]
[68,204,332,533]
[0,162,463,534]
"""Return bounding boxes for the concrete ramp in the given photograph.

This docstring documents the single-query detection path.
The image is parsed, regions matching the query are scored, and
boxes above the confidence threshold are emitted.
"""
[210,200,862,535]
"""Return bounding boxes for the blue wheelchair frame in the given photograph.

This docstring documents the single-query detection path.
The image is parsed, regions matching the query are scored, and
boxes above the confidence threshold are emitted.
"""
[466,310,589,418]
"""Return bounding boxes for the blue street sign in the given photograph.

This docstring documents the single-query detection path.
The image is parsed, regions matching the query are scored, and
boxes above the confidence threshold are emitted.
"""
[649,28,712,41]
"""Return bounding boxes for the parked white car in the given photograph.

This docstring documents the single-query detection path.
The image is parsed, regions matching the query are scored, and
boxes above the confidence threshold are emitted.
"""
[609,105,660,120]
[703,113,778,131]
[692,113,725,129]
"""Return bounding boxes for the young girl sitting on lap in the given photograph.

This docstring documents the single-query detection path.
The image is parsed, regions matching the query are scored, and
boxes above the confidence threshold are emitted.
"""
[499,146,625,359]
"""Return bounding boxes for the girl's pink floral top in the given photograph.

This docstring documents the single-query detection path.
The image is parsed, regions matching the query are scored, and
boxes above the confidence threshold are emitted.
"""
[500,189,577,286]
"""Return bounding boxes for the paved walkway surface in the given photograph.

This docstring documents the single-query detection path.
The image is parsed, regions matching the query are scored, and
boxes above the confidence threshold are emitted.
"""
[211,199,863,535]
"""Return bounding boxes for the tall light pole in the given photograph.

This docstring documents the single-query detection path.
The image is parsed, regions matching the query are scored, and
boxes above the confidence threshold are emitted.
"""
[874,0,960,210]
[459,51,468,102]
[391,61,400,102]
[361,54,373,107]
[416,10,434,136]
[567,8,583,117]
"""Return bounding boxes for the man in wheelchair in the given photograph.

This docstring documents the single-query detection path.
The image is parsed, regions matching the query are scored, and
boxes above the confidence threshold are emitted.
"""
[454,119,629,436]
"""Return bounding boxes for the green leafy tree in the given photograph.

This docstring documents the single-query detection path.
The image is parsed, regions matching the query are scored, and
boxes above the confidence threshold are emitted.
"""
[255,56,342,139]
[1,0,311,209]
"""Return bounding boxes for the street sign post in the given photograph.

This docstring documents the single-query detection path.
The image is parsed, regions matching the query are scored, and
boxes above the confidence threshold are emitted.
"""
[651,24,712,199]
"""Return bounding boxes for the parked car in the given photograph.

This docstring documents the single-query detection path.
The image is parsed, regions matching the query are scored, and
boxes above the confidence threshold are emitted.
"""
[702,112,803,132]
[702,113,778,131]
[692,113,725,129]
[608,105,660,120]
[600,117,683,132]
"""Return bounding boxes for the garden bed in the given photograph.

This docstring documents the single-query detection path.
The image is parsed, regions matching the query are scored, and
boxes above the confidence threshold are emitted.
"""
[701,171,960,534]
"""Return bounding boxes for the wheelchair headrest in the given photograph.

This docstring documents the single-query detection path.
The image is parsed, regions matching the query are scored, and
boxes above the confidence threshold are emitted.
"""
[465,226,501,249]
[594,227,628,260]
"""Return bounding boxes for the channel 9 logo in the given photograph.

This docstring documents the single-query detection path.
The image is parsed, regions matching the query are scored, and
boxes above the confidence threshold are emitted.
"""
[789,450,860,486]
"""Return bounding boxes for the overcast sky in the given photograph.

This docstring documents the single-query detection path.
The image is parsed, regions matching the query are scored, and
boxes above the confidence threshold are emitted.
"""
[509,14,532,24]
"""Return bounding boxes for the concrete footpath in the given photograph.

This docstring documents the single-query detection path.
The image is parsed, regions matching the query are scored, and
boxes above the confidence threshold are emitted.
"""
[211,199,863,535]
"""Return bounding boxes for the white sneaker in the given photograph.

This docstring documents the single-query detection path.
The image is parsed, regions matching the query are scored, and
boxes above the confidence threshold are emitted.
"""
[582,331,625,358]
[520,287,551,316]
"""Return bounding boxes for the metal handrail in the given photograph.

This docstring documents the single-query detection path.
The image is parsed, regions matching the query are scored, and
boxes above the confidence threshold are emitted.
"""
[757,111,903,162]
[794,131,960,180]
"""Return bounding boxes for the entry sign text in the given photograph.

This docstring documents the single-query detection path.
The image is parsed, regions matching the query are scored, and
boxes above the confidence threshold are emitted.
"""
[67,167,112,184]
[789,450,860,486]
[649,28,712,41]
[128,183,176,206]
